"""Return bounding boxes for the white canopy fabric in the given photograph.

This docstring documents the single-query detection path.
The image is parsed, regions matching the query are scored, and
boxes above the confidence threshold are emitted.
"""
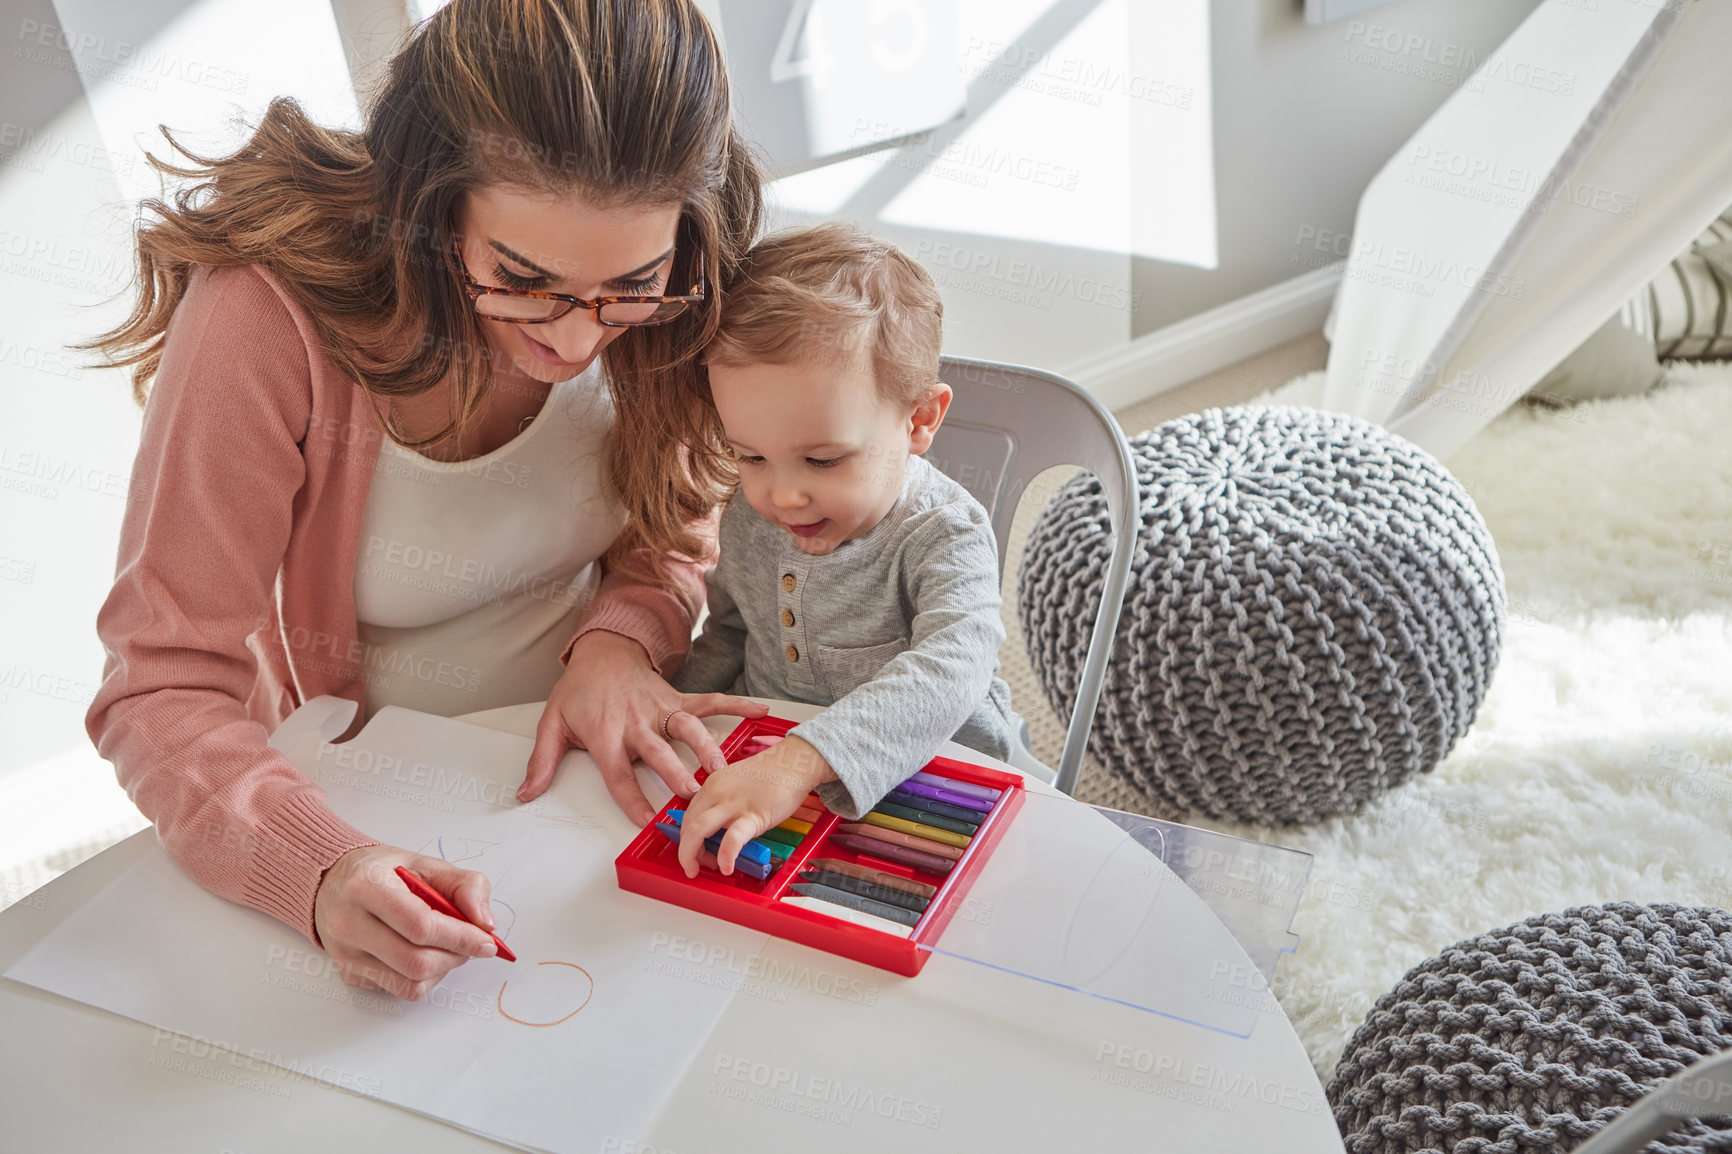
[1322,0,1732,460]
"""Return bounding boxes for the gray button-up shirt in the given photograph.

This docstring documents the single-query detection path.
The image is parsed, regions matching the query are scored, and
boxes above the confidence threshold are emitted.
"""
[672,454,1015,818]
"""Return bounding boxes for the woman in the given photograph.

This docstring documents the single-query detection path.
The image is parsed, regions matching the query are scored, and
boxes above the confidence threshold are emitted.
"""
[85,0,765,1000]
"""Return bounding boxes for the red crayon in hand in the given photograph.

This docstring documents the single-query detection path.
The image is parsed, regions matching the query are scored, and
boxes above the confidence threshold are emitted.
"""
[394,866,516,962]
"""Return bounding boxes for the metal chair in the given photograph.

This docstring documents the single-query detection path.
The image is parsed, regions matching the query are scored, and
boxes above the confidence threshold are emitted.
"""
[1571,1048,1732,1153]
[927,355,1139,797]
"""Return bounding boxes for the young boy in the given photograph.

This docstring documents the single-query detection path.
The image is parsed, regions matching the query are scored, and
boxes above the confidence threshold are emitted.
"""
[670,222,1016,877]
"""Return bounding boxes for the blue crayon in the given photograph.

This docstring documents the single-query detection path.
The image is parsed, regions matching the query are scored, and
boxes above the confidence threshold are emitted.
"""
[663,810,774,867]
[654,822,773,879]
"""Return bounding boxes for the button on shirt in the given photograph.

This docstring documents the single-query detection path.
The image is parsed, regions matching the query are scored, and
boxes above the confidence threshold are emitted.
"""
[671,454,1014,818]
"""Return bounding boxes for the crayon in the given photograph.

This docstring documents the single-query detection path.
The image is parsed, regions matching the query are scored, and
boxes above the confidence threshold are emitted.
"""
[791,882,922,927]
[873,800,978,837]
[884,789,987,827]
[803,857,939,900]
[792,806,824,825]
[655,822,774,879]
[761,838,795,861]
[830,833,955,876]
[862,811,972,849]
[837,822,964,861]
[394,867,516,962]
[894,780,994,814]
[780,895,913,938]
[799,868,931,914]
[909,771,1001,802]
[759,826,804,848]
[707,850,773,881]
[777,817,814,836]
[662,810,774,866]
[695,848,772,881]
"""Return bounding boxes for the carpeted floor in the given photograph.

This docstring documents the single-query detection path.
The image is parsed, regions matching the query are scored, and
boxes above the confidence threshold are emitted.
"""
[996,358,1732,1084]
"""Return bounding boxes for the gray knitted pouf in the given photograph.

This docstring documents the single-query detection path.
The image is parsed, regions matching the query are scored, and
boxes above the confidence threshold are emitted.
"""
[1018,405,1504,824]
[1327,902,1732,1153]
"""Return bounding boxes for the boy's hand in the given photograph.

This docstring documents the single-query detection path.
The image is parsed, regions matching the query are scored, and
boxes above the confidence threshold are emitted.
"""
[678,735,837,878]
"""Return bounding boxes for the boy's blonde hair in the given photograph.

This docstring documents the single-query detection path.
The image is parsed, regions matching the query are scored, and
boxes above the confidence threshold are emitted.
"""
[705,222,942,405]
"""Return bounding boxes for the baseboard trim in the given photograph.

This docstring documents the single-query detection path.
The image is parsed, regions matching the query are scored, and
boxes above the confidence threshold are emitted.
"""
[1066,260,1345,411]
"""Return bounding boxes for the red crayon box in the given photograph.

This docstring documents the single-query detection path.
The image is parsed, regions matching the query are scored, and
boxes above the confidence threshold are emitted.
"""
[614,715,1024,976]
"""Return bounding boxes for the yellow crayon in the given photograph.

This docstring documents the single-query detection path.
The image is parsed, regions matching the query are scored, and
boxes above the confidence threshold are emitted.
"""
[861,811,971,849]
[777,817,814,836]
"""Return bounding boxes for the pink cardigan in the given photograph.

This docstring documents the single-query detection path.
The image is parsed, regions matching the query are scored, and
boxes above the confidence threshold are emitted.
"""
[86,263,705,943]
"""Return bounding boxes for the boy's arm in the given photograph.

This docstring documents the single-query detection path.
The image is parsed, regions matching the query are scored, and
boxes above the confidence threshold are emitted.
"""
[789,509,1006,819]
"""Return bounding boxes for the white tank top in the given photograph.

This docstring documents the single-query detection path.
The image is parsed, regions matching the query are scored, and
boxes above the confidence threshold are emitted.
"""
[352,363,626,720]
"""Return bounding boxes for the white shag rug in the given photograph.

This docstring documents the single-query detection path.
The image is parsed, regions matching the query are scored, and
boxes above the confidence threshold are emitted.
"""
[1057,363,1732,1087]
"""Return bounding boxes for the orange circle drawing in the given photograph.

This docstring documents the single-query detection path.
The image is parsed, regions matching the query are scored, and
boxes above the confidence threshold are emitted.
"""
[497,961,594,1027]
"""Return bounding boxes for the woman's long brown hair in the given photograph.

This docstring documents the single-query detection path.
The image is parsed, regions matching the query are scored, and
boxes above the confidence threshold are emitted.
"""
[85,0,762,586]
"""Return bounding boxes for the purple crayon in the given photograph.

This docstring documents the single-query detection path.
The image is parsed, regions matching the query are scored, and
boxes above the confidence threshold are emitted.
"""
[895,780,994,814]
[909,771,1001,803]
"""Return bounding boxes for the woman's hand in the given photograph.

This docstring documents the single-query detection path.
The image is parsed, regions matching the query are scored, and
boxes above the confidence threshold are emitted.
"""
[519,630,769,824]
[677,735,837,878]
[311,845,500,1000]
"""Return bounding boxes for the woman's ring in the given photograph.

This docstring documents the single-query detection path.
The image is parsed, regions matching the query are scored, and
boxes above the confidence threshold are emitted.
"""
[659,708,684,742]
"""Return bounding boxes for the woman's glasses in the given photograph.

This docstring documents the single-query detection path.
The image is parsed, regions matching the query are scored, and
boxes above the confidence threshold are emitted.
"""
[452,240,704,326]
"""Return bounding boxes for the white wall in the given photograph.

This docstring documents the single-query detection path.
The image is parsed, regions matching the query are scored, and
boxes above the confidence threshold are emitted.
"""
[1130,0,1543,335]
[749,0,1545,375]
[0,0,361,780]
[761,0,1146,374]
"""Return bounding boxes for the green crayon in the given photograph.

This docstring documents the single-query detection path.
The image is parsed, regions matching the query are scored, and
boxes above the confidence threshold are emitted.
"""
[872,800,978,837]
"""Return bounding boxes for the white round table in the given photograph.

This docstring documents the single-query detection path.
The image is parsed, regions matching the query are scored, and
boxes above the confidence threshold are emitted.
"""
[0,699,1345,1153]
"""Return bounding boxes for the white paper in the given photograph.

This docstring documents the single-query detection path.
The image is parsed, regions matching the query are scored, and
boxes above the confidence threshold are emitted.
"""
[5,699,768,1154]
